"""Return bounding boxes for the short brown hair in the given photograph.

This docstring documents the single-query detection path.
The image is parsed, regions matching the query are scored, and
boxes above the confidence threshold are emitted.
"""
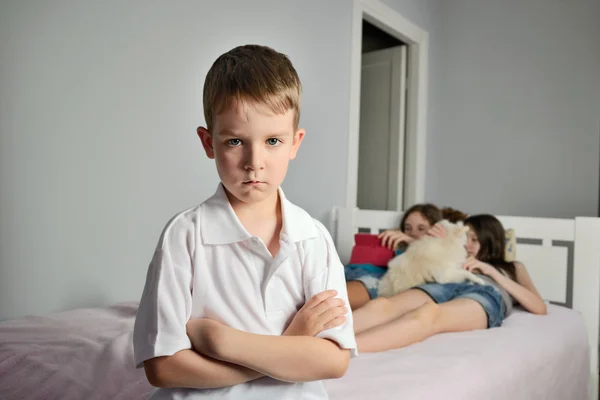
[202,44,302,132]
[400,203,442,231]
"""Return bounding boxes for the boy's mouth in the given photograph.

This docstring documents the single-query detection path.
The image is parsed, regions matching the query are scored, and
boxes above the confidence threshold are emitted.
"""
[243,180,264,185]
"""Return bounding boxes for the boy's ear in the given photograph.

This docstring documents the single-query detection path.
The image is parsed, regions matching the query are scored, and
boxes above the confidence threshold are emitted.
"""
[289,128,305,160]
[197,127,215,159]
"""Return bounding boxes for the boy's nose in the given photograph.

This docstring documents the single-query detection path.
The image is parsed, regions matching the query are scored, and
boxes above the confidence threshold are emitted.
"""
[244,145,265,170]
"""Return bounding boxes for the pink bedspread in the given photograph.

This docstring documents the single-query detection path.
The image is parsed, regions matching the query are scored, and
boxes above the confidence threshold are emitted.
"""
[0,303,590,400]
[325,305,590,400]
[0,302,152,400]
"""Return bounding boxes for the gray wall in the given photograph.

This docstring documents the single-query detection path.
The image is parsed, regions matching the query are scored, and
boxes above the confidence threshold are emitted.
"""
[0,0,354,320]
[1,0,598,320]
[426,0,600,218]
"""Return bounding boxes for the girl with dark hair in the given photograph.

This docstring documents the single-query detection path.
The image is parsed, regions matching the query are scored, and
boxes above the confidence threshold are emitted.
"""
[351,214,546,352]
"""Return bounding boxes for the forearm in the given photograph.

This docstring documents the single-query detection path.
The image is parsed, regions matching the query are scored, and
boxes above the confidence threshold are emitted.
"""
[216,329,350,382]
[492,273,547,315]
[144,349,263,389]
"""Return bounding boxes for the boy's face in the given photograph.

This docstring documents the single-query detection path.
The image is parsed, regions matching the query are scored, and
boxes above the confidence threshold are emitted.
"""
[198,101,304,207]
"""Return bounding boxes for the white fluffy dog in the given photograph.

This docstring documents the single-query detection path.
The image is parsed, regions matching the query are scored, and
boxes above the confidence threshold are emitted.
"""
[378,220,486,297]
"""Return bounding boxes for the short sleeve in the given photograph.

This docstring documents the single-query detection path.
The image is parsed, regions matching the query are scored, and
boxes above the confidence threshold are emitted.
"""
[132,213,195,368]
[305,221,358,357]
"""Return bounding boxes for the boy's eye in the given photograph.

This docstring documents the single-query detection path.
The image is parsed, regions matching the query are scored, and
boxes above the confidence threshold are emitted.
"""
[267,138,281,146]
[227,139,242,146]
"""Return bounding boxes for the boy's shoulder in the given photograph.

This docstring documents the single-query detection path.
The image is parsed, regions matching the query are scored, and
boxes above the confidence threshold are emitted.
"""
[154,203,203,248]
[280,192,333,244]
[159,184,236,230]
[283,198,340,272]
[154,186,225,246]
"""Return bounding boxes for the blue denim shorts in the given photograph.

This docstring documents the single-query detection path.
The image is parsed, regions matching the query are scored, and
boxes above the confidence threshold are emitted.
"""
[415,282,505,328]
[344,264,387,299]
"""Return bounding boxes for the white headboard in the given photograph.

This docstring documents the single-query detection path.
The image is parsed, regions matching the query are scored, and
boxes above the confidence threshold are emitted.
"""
[333,207,600,400]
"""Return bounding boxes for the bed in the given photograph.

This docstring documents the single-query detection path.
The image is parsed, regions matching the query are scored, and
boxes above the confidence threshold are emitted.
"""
[333,207,600,399]
[0,208,598,399]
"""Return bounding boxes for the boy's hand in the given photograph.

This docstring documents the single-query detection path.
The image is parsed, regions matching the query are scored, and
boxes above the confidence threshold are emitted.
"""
[283,290,348,337]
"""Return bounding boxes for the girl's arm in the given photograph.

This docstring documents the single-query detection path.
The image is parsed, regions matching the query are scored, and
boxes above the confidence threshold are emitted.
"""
[508,262,547,314]
[464,259,547,315]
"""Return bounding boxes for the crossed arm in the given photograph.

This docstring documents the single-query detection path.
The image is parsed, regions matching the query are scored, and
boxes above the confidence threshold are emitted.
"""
[143,348,263,389]
[144,290,351,389]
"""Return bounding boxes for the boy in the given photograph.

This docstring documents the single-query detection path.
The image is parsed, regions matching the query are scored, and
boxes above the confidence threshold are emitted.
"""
[133,44,357,399]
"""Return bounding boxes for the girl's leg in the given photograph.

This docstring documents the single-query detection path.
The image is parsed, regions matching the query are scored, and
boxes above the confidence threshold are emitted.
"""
[353,289,433,334]
[356,298,487,353]
[347,281,371,310]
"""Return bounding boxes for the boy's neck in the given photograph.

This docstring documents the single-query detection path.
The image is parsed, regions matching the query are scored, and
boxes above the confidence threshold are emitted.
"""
[228,189,282,225]
[229,189,283,256]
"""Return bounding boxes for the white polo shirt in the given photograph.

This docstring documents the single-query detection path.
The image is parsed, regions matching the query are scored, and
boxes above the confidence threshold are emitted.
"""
[133,184,357,400]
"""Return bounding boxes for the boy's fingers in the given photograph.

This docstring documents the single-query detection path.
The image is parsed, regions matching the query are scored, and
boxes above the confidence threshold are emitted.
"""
[312,298,345,316]
[318,304,347,320]
[315,306,347,332]
[322,316,346,330]
[305,290,337,309]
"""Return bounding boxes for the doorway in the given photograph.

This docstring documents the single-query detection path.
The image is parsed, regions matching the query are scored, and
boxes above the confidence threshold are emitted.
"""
[357,20,407,211]
[346,0,429,212]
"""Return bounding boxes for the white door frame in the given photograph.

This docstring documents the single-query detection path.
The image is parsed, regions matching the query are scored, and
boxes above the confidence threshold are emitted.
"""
[346,0,429,210]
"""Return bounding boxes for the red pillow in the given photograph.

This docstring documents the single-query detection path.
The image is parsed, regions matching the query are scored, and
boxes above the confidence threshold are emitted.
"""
[348,234,395,267]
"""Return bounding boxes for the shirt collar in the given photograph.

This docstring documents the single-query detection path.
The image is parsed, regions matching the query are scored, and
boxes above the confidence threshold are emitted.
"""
[201,184,319,245]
